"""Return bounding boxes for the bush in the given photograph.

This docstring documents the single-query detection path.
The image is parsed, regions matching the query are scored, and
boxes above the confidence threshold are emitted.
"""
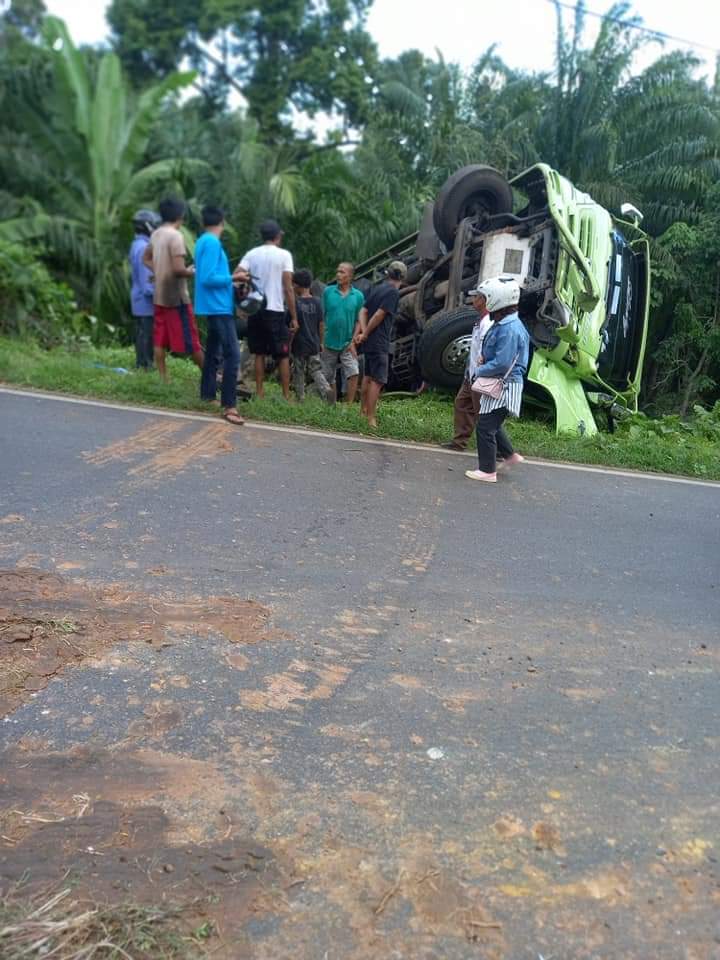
[0,240,109,347]
[621,402,720,443]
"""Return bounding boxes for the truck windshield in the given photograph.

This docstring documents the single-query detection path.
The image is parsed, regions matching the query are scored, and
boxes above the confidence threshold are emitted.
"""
[598,229,643,390]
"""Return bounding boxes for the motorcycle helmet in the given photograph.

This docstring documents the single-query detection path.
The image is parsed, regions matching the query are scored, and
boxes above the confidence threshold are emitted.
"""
[469,276,520,312]
[132,209,161,236]
[235,278,266,316]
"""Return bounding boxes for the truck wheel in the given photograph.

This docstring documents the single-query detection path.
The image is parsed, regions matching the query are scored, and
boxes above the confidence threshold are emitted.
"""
[433,165,513,247]
[418,306,477,390]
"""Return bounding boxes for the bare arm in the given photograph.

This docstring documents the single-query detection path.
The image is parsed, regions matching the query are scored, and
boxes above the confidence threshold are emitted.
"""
[282,271,298,330]
[357,307,387,342]
[172,253,194,278]
[353,306,368,342]
[142,244,153,269]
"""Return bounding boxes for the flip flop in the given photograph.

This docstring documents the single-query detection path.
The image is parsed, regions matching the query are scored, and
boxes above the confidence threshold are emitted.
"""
[223,410,245,426]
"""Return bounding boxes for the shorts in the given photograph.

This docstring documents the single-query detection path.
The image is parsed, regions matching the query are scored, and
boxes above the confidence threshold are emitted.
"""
[247,309,290,358]
[321,346,359,381]
[363,351,389,385]
[153,303,201,355]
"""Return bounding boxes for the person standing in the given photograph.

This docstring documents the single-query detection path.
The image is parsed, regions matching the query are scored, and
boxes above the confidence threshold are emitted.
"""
[441,290,492,450]
[321,262,365,403]
[465,277,529,483]
[291,269,334,403]
[129,209,160,369]
[195,205,244,426]
[142,197,203,381]
[354,260,407,428]
[239,219,297,400]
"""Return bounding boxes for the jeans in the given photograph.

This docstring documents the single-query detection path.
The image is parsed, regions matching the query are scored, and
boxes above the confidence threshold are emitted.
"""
[134,316,154,369]
[475,407,514,473]
[200,315,240,409]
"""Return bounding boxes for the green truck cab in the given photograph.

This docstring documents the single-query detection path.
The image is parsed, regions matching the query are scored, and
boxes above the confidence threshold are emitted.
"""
[354,163,650,435]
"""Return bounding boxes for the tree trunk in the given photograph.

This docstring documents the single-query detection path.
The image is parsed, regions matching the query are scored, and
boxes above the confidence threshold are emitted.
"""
[679,346,710,417]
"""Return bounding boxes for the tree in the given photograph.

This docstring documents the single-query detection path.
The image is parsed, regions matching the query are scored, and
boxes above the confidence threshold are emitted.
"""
[530,2,720,234]
[146,99,397,276]
[107,0,379,141]
[645,193,720,413]
[0,17,196,322]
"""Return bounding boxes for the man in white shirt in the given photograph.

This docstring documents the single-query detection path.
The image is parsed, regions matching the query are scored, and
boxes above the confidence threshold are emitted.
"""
[441,288,493,450]
[238,220,298,399]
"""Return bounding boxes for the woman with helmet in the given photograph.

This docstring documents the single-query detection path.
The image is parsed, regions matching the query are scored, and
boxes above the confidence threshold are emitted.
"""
[465,276,530,484]
[129,209,161,368]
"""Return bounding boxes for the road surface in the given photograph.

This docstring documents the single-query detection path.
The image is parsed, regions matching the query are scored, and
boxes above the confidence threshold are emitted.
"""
[1,389,719,959]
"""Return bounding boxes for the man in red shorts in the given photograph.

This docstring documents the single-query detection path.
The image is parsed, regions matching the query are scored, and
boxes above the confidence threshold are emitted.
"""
[143,197,203,381]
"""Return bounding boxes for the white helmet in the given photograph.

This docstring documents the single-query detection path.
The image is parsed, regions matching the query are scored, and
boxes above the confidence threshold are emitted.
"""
[469,276,520,312]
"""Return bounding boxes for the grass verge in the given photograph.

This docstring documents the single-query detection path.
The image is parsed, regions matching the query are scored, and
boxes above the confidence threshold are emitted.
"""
[0,885,210,960]
[1,338,718,480]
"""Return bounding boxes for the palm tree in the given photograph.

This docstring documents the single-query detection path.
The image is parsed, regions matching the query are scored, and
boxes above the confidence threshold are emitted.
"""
[0,17,196,321]
[533,2,720,234]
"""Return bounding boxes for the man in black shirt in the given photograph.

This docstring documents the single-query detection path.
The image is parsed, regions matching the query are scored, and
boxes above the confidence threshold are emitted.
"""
[354,260,407,427]
[291,269,334,402]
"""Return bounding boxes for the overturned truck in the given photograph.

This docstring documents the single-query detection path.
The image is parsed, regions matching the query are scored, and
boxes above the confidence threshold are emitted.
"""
[354,163,650,436]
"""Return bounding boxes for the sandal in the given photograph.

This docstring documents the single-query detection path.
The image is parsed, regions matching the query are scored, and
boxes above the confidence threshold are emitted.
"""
[223,409,245,426]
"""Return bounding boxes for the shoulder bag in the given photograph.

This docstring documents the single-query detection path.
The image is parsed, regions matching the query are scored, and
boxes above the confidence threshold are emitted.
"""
[471,353,519,400]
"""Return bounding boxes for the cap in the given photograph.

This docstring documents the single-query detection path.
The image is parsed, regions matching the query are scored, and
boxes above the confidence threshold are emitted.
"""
[259,219,283,241]
[387,260,408,280]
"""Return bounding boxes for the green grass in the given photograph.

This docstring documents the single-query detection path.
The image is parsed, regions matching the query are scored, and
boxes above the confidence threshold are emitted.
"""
[1,337,718,480]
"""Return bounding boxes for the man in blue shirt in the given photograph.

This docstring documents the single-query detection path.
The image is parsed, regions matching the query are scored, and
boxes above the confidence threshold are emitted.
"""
[129,209,160,369]
[196,206,243,425]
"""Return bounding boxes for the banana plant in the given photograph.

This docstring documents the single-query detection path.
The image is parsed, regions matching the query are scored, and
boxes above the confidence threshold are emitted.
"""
[0,17,197,322]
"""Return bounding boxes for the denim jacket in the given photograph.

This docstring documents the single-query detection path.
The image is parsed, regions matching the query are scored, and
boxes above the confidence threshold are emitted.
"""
[472,312,530,382]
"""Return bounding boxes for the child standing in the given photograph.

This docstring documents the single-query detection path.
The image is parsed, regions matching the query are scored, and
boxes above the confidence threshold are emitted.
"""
[291,269,334,403]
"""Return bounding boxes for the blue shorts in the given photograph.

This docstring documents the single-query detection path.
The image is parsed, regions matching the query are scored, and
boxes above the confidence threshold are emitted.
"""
[363,351,389,385]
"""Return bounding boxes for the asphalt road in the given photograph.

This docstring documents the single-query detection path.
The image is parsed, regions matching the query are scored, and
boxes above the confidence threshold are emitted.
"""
[1,389,719,960]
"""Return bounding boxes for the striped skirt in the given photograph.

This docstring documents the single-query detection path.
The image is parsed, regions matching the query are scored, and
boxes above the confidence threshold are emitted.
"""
[478,378,523,418]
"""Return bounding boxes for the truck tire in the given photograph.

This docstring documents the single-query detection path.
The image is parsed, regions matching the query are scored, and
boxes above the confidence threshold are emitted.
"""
[418,306,477,390]
[433,165,513,247]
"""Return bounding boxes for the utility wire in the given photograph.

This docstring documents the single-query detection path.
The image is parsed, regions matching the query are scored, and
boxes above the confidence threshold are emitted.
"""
[550,0,720,57]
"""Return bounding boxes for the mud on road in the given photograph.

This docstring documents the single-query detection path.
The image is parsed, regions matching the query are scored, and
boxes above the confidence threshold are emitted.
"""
[2,566,719,959]
[0,570,506,958]
[0,567,269,716]
[1,568,283,955]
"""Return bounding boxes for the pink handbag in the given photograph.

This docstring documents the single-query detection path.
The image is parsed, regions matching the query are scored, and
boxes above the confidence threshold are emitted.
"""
[471,354,518,399]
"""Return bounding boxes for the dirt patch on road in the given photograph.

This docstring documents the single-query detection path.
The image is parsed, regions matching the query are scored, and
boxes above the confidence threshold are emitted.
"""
[0,745,287,957]
[0,568,270,716]
[83,421,235,480]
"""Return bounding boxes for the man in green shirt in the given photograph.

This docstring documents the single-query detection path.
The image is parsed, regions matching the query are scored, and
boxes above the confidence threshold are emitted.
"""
[321,262,365,403]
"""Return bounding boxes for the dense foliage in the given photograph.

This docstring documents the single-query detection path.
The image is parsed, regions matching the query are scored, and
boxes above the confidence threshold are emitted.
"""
[1,0,719,413]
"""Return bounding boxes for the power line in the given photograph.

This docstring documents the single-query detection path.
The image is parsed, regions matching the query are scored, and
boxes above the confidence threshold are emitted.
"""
[550,0,720,57]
